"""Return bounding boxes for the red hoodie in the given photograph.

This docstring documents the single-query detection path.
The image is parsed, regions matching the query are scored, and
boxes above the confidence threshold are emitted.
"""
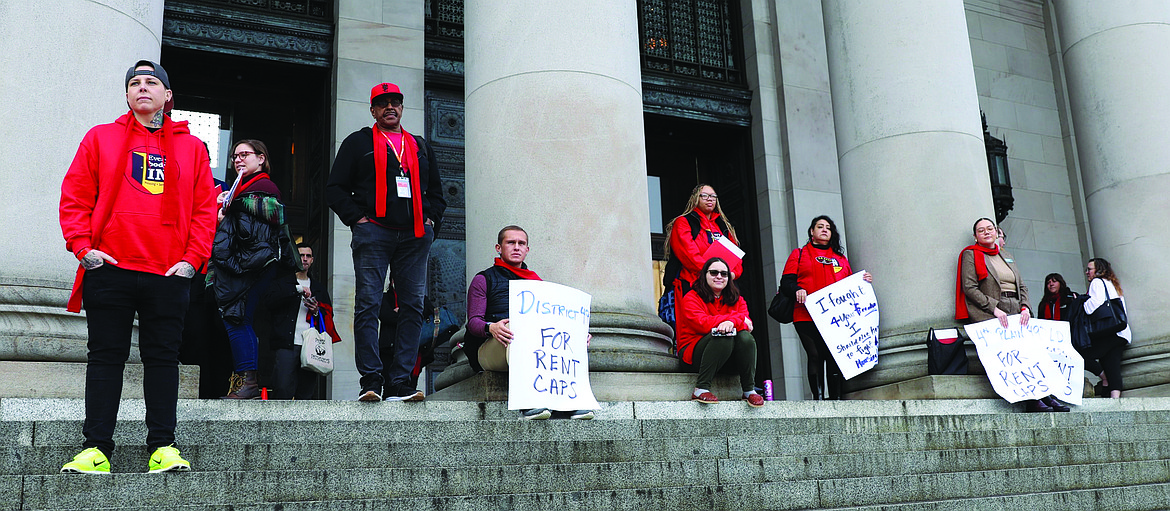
[60,112,218,311]
[783,244,853,323]
[670,209,741,285]
[675,290,751,364]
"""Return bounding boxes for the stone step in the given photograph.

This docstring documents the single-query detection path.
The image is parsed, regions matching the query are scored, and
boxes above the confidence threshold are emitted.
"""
[10,481,815,511]
[806,459,1170,508]
[830,482,1170,511]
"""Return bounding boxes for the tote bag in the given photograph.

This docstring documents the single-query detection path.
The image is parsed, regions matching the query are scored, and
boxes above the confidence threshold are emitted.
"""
[300,313,334,375]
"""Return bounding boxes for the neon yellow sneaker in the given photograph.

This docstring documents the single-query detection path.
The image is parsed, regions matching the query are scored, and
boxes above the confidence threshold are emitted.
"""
[147,445,191,473]
[61,447,111,474]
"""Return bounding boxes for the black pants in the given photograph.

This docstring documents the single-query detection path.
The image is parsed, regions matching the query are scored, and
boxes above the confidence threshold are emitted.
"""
[81,265,190,456]
[795,321,843,399]
[1083,335,1127,391]
[685,331,757,392]
[271,347,320,400]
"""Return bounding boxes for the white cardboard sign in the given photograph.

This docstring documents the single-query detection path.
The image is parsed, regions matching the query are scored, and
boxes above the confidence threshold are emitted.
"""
[507,280,599,411]
[805,271,880,380]
[964,317,1083,405]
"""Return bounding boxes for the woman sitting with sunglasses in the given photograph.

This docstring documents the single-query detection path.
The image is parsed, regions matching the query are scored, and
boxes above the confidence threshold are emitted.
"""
[675,257,763,406]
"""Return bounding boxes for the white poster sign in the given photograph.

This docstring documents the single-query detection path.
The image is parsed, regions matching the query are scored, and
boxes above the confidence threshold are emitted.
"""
[805,271,880,380]
[507,280,599,411]
[964,317,1084,405]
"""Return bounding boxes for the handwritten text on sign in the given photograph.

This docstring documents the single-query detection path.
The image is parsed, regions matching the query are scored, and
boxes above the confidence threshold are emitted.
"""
[805,271,880,380]
[508,280,600,411]
[964,317,1083,405]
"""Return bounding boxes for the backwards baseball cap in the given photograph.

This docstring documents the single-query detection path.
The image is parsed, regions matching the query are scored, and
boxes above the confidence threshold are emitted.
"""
[370,82,403,104]
[126,60,171,90]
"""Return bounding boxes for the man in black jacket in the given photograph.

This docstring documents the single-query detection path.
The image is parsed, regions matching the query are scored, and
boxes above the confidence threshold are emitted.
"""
[326,82,446,402]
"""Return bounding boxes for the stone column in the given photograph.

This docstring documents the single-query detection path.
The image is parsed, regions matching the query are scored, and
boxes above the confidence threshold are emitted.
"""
[821,0,994,393]
[441,0,674,399]
[0,1,165,395]
[1053,2,1170,394]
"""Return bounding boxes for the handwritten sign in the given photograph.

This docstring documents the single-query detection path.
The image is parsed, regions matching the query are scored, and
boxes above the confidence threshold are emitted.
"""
[507,280,599,411]
[964,317,1083,405]
[805,271,879,380]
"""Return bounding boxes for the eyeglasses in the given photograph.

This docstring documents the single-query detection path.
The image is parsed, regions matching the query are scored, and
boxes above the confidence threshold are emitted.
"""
[232,151,256,161]
[975,227,997,234]
[373,98,403,108]
[699,193,718,201]
[707,270,730,278]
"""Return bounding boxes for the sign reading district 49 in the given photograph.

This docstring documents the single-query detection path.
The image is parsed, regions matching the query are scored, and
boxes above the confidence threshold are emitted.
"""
[805,271,879,380]
[507,280,599,411]
[964,316,1083,405]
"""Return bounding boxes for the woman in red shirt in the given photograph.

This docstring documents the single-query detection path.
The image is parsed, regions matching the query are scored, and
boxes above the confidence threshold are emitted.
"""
[663,184,741,329]
[781,216,872,400]
[676,257,763,407]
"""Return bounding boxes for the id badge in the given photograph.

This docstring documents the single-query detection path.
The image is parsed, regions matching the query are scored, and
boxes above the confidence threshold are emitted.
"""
[395,176,411,198]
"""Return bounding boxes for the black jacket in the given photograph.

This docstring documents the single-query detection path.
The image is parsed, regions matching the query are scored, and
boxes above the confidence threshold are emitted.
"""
[211,189,298,323]
[262,271,336,350]
[325,128,446,228]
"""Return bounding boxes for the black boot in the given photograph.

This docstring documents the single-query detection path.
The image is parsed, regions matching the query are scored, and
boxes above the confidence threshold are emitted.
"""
[809,374,824,400]
[1025,399,1054,413]
[221,370,260,399]
[1042,396,1070,412]
[826,373,843,400]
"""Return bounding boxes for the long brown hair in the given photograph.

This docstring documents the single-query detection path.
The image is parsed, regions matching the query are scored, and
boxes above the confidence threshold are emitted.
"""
[691,257,740,307]
[1089,257,1123,296]
[662,183,738,260]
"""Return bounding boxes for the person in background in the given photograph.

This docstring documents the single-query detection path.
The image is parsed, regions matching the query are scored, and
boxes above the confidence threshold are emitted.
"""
[211,139,299,399]
[1082,258,1131,399]
[781,215,872,400]
[676,257,762,407]
[59,60,216,474]
[957,218,1067,412]
[266,243,341,399]
[1037,273,1077,321]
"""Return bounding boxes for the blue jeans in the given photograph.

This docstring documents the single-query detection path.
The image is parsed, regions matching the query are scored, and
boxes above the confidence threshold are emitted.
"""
[351,222,433,388]
[81,265,190,455]
[222,265,276,372]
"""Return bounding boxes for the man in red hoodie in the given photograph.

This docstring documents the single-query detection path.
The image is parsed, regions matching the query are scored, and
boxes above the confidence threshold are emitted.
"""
[58,60,217,474]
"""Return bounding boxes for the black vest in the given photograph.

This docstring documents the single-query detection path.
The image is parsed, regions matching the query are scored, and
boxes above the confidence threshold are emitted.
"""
[478,264,528,324]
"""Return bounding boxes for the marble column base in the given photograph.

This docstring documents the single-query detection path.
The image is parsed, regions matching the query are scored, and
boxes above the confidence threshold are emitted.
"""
[0,361,199,399]
[0,280,140,363]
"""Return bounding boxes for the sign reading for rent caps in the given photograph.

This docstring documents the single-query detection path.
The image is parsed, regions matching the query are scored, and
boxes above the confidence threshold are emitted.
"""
[964,317,1083,405]
[507,280,599,411]
[805,271,880,380]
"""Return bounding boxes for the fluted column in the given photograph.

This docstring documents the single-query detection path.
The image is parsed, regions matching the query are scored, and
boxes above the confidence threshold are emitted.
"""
[821,0,994,391]
[0,1,164,366]
[1053,2,1170,394]
[461,1,673,379]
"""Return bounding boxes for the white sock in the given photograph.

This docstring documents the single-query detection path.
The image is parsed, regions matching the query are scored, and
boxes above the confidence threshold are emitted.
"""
[693,388,709,398]
[743,390,758,399]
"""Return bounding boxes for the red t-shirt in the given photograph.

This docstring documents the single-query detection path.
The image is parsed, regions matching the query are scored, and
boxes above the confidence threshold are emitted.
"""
[783,244,852,322]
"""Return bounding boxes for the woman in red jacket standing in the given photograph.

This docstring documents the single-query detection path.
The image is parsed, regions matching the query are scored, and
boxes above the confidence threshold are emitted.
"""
[781,215,872,400]
[663,184,740,330]
[676,257,763,407]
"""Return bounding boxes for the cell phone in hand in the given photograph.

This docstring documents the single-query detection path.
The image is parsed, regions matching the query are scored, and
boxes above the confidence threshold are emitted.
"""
[710,328,736,336]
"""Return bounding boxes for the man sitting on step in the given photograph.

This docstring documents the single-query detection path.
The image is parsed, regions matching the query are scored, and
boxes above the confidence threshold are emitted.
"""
[463,225,595,420]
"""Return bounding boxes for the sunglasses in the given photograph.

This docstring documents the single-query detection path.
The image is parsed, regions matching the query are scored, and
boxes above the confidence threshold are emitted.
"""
[707,270,730,278]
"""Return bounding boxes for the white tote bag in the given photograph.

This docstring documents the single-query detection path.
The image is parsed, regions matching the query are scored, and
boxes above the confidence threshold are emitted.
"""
[300,313,334,375]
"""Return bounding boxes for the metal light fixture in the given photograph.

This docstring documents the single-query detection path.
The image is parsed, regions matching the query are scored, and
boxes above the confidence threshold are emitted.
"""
[982,112,1014,224]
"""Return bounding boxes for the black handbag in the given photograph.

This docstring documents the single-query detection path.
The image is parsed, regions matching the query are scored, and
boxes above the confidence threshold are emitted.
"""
[927,328,968,375]
[768,248,802,324]
[1087,280,1127,340]
[767,279,795,324]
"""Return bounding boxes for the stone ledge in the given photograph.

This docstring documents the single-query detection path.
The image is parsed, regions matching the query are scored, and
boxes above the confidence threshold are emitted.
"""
[0,361,198,399]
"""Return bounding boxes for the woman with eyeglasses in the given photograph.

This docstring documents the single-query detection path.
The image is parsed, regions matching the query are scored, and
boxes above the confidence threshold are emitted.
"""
[662,184,740,332]
[956,218,1069,412]
[780,215,873,400]
[210,139,299,399]
[1081,258,1130,398]
[676,257,763,406]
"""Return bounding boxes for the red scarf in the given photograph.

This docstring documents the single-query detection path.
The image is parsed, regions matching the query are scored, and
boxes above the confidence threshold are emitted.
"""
[230,172,270,202]
[494,258,541,281]
[1042,297,1061,321]
[372,126,425,237]
[954,244,999,320]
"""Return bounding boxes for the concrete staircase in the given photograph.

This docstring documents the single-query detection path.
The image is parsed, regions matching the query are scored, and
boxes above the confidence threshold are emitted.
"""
[4,397,1170,510]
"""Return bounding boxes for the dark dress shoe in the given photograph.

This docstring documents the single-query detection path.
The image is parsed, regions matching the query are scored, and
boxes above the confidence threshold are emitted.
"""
[1095,382,1110,397]
[1025,399,1055,413]
[1041,396,1071,412]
